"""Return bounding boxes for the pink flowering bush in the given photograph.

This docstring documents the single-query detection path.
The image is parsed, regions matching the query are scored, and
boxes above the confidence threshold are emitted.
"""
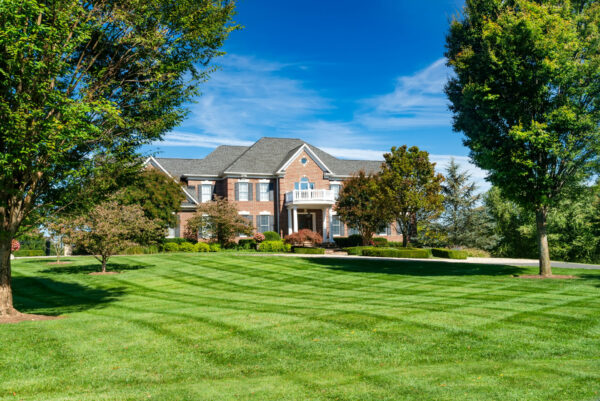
[11,239,20,252]
[253,232,265,243]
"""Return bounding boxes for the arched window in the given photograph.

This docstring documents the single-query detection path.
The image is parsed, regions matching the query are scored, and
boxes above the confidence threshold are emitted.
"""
[294,177,315,190]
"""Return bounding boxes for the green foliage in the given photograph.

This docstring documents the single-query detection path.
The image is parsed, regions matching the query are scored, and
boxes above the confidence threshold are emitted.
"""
[13,250,45,257]
[343,246,368,256]
[237,239,257,250]
[445,0,600,273]
[334,235,363,248]
[163,243,180,253]
[293,247,325,254]
[164,238,191,245]
[186,196,253,246]
[194,242,210,253]
[380,146,444,246]
[463,248,491,258]
[372,237,388,247]
[262,231,281,241]
[431,248,468,260]
[360,247,431,259]
[257,241,290,253]
[335,171,390,245]
[117,169,186,230]
[178,242,196,253]
[209,243,221,252]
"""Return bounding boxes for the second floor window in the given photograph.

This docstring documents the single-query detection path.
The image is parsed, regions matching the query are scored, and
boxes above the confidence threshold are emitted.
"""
[330,184,341,199]
[239,182,249,201]
[294,177,314,190]
[201,184,212,203]
[259,183,269,201]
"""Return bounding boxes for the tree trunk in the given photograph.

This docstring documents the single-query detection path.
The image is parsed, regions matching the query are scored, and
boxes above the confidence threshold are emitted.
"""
[536,207,552,277]
[0,239,18,316]
[101,255,107,273]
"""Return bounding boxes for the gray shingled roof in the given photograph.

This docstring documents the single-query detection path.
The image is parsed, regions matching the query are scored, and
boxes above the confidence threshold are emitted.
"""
[154,138,383,178]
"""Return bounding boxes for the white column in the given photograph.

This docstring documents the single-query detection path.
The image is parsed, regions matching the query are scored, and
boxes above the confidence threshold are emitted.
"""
[293,207,298,233]
[287,208,293,235]
[328,207,334,242]
[322,208,328,242]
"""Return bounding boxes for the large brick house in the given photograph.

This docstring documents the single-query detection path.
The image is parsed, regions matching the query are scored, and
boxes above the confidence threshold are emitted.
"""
[146,137,403,242]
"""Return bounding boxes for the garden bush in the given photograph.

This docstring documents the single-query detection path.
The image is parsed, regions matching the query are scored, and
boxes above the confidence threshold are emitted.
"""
[463,248,491,258]
[263,231,281,241]
[179,242,196,252]
[253,232,265,242]
[432,248,468,259]
[209,243,221,252]
[334,234,363,247]
[194,242,210,252]
[163,242,180,252]
[361,247,431,258]
[293,247,325,254]
[284,229,323,246]
[237,239,257,250]
[372,237,388,247]
[164,238,191,245]
[123,246,145,255]
[258,240,291,253]
[343,246,369,256]
[13,249,45,257]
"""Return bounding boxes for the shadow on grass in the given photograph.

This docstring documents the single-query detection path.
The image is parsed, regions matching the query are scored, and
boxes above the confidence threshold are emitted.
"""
[305,257,527,277]
[40,262,150,275]
[12,276,124,316]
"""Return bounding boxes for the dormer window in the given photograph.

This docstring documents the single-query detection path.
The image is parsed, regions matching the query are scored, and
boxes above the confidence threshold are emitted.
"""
[294,177,314,190]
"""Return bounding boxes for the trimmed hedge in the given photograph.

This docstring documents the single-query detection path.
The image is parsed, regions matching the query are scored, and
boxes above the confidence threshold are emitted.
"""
[334,234,363,248]
[13,249,45,257]
[209,243,221,252]
[372,237,388,247]
[194,242,210,252]
[123,246,159,255]
[293,247,325,254]
[263,231,281,241]
[164,238,192,245]
[432,248,468,259]
[258,241,291,253]
[237,239,257,250]
[163,242,180,252]
[360,247,431,258]
[343,246,369,256]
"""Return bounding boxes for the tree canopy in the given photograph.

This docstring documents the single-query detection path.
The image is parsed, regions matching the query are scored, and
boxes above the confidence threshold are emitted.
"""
[0,0,236,316]
[445,0,600,275]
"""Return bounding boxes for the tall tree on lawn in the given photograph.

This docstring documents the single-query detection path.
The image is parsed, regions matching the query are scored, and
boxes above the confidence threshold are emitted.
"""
[380,146,444,247]
[445,0,600,276]
[0,0,236,316]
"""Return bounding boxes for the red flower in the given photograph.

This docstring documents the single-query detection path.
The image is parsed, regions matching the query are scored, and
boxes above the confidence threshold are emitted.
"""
[11,239,20,252]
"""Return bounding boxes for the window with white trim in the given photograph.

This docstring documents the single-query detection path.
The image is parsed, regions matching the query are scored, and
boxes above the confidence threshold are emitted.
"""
[259,183,269,201]
[332,215,344,236]
[330,183,341,199]
[238,182,249,201]
[201,184,212,203]
[294,177,314,190]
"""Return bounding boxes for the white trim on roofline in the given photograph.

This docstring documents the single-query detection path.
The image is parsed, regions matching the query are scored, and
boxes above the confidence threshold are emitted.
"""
[276,144,332,175]
[222,172,275,177]
[143,156,199,206]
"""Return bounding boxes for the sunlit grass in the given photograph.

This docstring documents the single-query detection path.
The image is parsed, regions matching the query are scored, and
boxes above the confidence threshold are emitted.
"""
[3,254,600,400]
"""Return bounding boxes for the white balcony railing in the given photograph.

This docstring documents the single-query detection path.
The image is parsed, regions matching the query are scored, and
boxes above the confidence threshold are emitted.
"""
[285,189,335,204]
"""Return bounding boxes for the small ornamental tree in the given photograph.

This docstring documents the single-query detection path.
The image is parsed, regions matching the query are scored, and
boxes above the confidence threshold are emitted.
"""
[46,217,71,263]
[284,229,323,246]
[335,171,390,246]
[445,0,600,275]
[380,146,444,247]
[186,196,253,246]
[69,200,162,273]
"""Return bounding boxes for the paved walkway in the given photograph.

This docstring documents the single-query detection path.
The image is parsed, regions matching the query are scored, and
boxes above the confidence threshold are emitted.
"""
[14,253,600,270]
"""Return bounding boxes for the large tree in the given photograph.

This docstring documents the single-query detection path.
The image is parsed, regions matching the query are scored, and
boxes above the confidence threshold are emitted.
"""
[445,0,600,276]
[0,0,236,316]
[335,171,390,246]
[380,146,444,247]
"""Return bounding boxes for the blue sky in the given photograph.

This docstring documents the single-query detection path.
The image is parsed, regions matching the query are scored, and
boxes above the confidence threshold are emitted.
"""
[146,0,489,189]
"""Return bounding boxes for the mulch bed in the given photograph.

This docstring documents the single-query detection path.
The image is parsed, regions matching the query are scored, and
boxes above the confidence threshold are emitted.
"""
[0,313,64,324]
[517,274,577,279]
[89,271,119,275]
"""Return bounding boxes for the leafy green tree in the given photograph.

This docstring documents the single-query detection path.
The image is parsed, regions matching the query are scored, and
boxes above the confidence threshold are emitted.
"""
[335,171,390,246]
[117,169,185,231]
[446,0,600,275]
[0,0,236,316]
[186,196,253,247]
[380,146,444,247]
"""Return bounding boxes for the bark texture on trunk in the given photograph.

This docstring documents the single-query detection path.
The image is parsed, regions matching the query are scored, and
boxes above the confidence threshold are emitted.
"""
[101,256,107,273]
[536,208,552,277]
[0,240,18,316]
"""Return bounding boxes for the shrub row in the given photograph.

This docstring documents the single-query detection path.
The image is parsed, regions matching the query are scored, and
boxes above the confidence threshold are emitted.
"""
[343,246,431,258]
[257,240,290,253]
[372,237,388,247]
[334,234,363,248]
[431,248,468,259]
[13,249,45,257]
[293,247,325,254]
[163,242,220,253]
[122,245,160,255]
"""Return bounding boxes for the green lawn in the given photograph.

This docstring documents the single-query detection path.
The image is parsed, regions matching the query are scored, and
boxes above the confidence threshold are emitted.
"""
[3,254,600,400]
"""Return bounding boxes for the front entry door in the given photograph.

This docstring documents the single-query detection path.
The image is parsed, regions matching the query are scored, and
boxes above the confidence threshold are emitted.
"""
[298,213,313,231]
